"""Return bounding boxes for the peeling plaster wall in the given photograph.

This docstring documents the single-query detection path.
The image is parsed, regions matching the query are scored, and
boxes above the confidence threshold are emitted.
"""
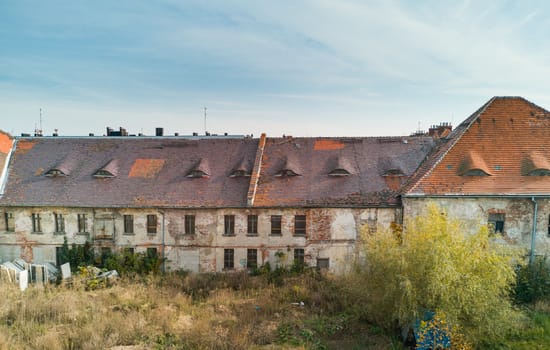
[403,197,550,255]
[0,206,400,273]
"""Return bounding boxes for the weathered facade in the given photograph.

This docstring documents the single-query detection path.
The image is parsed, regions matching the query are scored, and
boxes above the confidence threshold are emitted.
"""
[403,97,550,259]
[0,131,431,273]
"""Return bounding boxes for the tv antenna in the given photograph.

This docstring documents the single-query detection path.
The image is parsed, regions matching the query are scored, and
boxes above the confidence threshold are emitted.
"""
[35,108,43,136]
[204,106,207,135]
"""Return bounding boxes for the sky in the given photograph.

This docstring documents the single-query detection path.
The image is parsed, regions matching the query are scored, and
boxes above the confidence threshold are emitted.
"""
[1,0,550,137]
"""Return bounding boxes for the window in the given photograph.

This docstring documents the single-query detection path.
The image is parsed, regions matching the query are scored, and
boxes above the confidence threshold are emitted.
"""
[185,215,195,235]
[31,213,42,233]
[123,247,135,255]
[488,213,505,234]
[4,212,14,232]
[77,214,87,233]
[317,258,329,270]
[270,215,282,235]
[124,215,134,234]
[294,215,306,235]
[548,214,550,237]
[147,214,157,234]
[247,215,258,235]
[247,249,258,269]
[224,249,234,269]
[54,213,65,233]
[147,247,158,258]
[294,248,305,266]
[224,215,235,235]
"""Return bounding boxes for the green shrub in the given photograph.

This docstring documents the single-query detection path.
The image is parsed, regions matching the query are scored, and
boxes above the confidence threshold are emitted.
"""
[514,257,550,304]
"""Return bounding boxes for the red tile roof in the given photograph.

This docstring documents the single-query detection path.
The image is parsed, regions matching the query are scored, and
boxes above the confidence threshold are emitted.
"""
[405,97,550,196]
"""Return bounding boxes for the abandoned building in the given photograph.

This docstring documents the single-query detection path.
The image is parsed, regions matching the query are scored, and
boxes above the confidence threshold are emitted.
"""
[1,96,549,273]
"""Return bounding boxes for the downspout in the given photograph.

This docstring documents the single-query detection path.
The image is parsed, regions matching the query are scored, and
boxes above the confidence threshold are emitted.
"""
[530,197,538,265]
[161,211,166,273]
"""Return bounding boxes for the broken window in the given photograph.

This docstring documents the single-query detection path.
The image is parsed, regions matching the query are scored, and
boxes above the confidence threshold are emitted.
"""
[54,213,65,233]
[294,248,305,266]
[247,249,257,269]
[4,212,14,232]
[147,214,157,234]
[77,214,87,233]
[294,215,306,235]
[224,249,234,269]
[185,215,195,235]
[270,215,282,235]
[488,213,505,234]
[247,215,258,235]
[31,213,42,233]
[224,215,235,235]
[124,215,134,234]
[316,258,329,271]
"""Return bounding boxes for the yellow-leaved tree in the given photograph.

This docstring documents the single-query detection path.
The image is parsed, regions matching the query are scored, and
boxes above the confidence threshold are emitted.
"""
[345,203,525,346]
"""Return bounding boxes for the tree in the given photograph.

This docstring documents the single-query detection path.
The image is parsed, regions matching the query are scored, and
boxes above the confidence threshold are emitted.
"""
[345,203,525,345]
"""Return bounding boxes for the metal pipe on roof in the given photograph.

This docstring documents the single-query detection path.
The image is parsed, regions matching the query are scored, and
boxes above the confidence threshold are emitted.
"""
[530,197,538,265]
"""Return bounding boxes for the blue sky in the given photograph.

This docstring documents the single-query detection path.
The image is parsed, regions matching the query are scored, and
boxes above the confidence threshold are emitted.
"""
[1,0,550,137]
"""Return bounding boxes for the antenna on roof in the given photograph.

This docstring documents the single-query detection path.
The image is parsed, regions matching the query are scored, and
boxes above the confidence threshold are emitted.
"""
[204,106,207,135]
[35,108,43,136]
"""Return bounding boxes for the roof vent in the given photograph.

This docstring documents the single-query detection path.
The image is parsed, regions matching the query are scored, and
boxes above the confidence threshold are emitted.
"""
[93,159,118,178]
[156,128,164,137]
[328,156,352,176]
[230,158,252,177]
[44,168,67,177]
[458,151,492,176]
[186,158,210,178]
[275,156,301,177]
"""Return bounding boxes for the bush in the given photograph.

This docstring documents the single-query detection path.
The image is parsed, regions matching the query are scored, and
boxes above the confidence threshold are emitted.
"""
[514,257,550,304]
[345,203,524,345]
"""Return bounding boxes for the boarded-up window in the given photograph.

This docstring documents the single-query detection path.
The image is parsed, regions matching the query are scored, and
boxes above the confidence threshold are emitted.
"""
[124,215,134,234]
[4,212,14,232]
[185,215,195,235]
[294,215,306,235]
[488,213,505,234]
[224,249,234,269]
[247,215,258,235]
[247,249,257,269]
[147,215,157,234]
[224,215,235,235]
[271,215,282,235]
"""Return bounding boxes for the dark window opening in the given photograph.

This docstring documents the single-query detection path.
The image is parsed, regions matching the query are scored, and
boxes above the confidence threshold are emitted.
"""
[463,169,490,176]
[317,258,329,270]
[147,215,157,234]
[230,169,250,177]
[547,214,550,237]
[247,249,257,269]
[294,215,306,235]
[123,247,135,255]
[271,215,282,235]
[488,213,505,234]
[147,247,158,258]
[124,215,134,234]
[31,213,42,233]
[4,212,14,232]
[54,213,65,233]
[187,170,208,178]
[294,248,305,266]
[224,249,234,269]
[224,215,235,235]
[247,215,258,235]
[45,169,66,177]
[185,215,195,235]
[77,214,87,233]
[328,168,351,176]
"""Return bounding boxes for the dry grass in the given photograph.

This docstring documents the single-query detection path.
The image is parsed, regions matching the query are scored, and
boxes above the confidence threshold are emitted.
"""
[0,271,397,350]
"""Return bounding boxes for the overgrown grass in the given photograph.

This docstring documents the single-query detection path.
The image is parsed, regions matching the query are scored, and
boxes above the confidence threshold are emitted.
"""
[0,269,398,350]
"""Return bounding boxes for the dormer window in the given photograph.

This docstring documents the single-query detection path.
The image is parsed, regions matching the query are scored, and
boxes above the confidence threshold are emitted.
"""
[458,151,492,176]
[528,169,550,176]
[44,169,67,177]
[229,169,251,177]
[186,158,210,178]
[187,170,208,178]
[276,169,300,177]
[328,168,351,177]
[93,170,115,178]
[383,169,405,176]
[522,152,550,176]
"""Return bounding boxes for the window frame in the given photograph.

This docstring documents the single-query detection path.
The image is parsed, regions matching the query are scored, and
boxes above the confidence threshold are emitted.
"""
[31,213,42,233]
[247,248,258,269]
[185,215,196,235]
[54,213,65,233]
[294,248,305,266]
[247,215,258,235]
[147,214,157,234]
[270,215,282,235]
[294,215,306,236]
[4,212,14,232]
[224,248,234,270]
[124,215,134,234]
[488,213,505,234]
[77,213,87,233]
[224,215,235,236]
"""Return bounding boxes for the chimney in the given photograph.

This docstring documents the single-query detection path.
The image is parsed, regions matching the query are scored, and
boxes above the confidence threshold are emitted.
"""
[429,122,452,139]
[156,127,164,137]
